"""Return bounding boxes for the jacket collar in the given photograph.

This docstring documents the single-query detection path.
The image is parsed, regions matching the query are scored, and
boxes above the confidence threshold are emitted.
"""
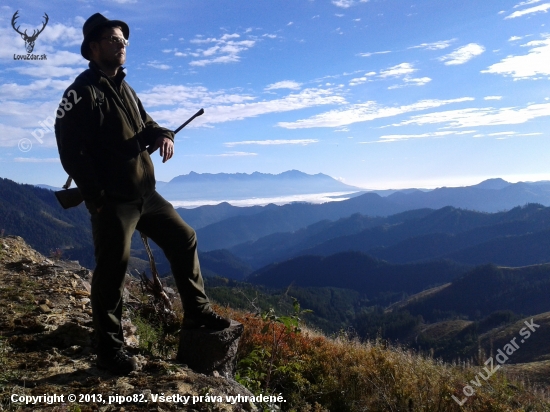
[88,61,126,87]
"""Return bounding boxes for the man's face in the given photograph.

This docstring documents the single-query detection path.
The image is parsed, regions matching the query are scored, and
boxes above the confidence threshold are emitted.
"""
[90,27,127,71]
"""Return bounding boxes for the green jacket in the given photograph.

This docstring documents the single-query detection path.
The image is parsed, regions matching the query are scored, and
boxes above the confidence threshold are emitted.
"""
[55,63,174,208]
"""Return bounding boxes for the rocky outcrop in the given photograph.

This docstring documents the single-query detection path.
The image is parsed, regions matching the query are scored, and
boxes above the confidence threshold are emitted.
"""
[178,321,244,378]
[0,236,256,411]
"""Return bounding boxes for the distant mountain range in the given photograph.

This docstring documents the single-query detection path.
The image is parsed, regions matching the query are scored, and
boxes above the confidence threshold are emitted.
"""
[157,170,361,201]
[191,179,550,251]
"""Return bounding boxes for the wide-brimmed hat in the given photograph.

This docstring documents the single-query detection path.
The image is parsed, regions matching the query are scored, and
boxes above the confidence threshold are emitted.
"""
[81,13,129,60]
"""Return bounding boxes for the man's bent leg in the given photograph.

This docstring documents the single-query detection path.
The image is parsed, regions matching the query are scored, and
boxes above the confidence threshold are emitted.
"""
[90,198,141,356]
[137,192,230,329]
[136,192,210,314]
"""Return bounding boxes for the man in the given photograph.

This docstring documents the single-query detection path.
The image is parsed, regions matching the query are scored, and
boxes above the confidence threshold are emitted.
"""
[55,13,231,375]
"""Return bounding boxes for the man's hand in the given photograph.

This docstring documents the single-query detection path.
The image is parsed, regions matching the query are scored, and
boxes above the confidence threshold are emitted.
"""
[150,137,174,163]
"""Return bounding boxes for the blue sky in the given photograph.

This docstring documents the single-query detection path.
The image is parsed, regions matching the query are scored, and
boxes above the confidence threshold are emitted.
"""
[1,0,550,190]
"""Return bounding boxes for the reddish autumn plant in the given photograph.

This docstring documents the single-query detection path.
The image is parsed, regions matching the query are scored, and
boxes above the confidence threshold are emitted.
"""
[215,305,550,412]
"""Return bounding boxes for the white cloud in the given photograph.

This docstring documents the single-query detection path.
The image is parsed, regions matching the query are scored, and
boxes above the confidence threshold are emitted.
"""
[147,62,171,70]
[358,50,391,57]
[389,77,432,89]
[484,96,503,100]
[139,85,256,108]
[509,36,523,41]
[332,0,369,8]
[506,2,550,18]
[482,36,550,79]
[391,103,550,128]
[372,130,476,142]
[472,131,543,139]
[349,72,376,86]
[0,123,32,147]
[277,97,474,129]
[265,81,302,91]
[514,0,543,8]
[0,78,71,100]
[225,139,318,147]
[409,39,456,50]
[333,0,354,7]
[38,23,81,47]
[379,63,417,78]
[438,43,485,65]
[188,33,257,66]
[148,87,347,128]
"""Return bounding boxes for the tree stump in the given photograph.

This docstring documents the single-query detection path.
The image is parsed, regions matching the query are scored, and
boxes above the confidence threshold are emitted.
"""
[176,320,244,378]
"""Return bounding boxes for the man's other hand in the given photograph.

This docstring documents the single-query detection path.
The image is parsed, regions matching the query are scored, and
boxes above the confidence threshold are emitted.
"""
[150,137,174,163]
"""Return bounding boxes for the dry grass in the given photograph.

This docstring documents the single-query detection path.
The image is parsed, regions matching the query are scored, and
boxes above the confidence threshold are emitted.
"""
[216,306,550,412]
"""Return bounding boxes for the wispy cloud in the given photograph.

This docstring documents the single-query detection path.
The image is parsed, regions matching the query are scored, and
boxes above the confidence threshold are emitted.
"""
[409,39,456,50]
[188,33,256,66]
[148,87,347,128]
[474,131,543,139]
[357,50,391,57]
[484,96,503,100]
[514,0,543,8]
[265,81,302,91]
[379,63,417,78]
[388,77,431,89]
[277,97,474,129]
[377,63,431,89]
[139,85,256,107]
[369,130,476,143]
[0,79,70,100]
[506,2,550,18]
[438,43,485,65]
[147,61,171,70]
[225,139,318,147]
[332,0,369,8]
[482,36,550,79]
[391,103,550,128]
[349,72,376,86]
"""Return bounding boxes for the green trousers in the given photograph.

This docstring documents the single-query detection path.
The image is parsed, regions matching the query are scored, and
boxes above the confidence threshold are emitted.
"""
[88,191,210,355]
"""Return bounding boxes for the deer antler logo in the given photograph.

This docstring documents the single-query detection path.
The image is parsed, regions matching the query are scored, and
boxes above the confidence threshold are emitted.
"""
[12,11,49,54]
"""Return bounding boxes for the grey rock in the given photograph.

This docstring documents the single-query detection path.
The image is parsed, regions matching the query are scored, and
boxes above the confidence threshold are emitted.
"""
[177,320,244,378]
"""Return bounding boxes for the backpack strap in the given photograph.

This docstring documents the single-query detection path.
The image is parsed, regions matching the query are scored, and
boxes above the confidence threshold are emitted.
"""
[79,69,104,128]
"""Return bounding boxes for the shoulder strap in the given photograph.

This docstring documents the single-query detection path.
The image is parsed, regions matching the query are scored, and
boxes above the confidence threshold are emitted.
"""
[80,69,104,108]
[78,69,104,128]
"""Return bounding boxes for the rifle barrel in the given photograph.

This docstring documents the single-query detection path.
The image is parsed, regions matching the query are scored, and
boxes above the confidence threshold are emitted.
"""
[173,108,204,134]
